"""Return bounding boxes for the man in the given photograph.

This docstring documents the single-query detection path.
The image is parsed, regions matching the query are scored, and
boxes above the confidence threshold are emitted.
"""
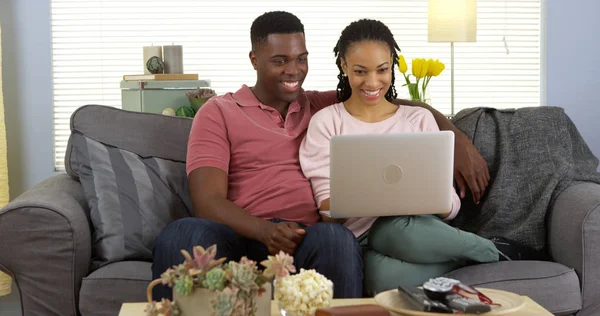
[152,11,490,299]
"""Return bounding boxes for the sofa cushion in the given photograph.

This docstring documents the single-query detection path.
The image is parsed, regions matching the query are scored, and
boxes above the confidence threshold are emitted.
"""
[79,261,152,316]
[444,261,581,315]
[65,104,193,178]
[67,105,193,269]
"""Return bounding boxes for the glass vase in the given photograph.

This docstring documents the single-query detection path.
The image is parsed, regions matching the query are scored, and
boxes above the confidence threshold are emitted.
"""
[422,88,431,104]
[407,83,421,101]
[406,83,431,104]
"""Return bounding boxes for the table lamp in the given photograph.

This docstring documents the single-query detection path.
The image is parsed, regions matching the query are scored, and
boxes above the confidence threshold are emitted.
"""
[428,0,477,115]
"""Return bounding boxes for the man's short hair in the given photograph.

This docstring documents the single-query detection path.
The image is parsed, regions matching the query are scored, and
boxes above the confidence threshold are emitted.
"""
[250,11,305,49]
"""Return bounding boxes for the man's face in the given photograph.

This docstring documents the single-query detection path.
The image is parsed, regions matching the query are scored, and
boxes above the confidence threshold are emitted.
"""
[250,33,308,103]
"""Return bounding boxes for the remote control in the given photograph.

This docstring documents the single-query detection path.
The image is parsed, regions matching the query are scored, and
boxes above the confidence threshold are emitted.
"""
[423,277,461,301]
[396,285,454,313]
[445,294,492,314]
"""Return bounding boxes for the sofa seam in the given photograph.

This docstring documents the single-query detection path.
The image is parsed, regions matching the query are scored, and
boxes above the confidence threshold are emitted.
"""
[550,307,581,315]
[467,268,577,287]
[70,129,186,163]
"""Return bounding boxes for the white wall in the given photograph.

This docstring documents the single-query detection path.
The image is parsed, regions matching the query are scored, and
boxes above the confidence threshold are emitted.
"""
[1,0,58,199]
[0,0,599,200]
[546,0,600,164]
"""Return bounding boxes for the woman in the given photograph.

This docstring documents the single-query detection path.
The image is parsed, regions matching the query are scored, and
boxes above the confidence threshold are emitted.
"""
[299,19,504,294]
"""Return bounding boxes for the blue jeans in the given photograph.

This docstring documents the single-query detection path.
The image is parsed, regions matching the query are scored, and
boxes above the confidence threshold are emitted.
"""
[151,218,363,299]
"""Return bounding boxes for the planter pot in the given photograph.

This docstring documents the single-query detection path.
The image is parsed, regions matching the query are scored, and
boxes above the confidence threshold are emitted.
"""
[147,279,271,316]
[174,285,271,316]
[188,97,209,113]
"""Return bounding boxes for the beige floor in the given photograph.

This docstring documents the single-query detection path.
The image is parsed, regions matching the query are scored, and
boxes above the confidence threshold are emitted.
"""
[0,283,20,316]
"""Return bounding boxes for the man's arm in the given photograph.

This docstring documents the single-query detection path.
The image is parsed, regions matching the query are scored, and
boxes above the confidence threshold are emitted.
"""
[393,98,490,204]
[189,167,304,255]
[189,167,270,238]
[393,99,459,134]
[308,90,339,112]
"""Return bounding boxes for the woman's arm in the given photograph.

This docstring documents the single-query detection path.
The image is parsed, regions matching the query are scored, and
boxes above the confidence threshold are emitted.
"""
[299,109,336,215]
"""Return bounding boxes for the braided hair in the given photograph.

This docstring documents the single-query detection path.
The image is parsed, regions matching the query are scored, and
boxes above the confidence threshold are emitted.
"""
[333,19,401,102]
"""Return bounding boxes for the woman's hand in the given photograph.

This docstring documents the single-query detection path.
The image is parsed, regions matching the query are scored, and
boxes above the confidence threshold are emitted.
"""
[320,214,347,224]
[318,199,347,224]
[436,211,451,219]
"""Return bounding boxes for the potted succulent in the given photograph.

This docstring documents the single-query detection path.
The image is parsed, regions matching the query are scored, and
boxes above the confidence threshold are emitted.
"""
[145,245,295,316]
[186,88,217,113]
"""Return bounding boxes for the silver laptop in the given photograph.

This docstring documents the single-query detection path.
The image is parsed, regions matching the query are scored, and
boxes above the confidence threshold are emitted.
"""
[326,131,455,218]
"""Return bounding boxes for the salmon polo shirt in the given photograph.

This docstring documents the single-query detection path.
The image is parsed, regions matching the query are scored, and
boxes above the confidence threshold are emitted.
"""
[186,85,338,226]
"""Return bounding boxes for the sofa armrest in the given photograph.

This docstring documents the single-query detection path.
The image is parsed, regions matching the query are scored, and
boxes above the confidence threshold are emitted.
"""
[548,181,600,316]
[0,174,91,316]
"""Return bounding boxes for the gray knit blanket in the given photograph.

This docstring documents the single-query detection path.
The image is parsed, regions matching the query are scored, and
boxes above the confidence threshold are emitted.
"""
[450,106,600,251]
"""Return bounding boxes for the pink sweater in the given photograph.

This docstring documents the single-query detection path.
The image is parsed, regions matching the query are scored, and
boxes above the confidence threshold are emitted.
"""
[299,102,461,237]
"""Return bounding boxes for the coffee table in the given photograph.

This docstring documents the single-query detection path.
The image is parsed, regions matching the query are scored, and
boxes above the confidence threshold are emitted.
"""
[119,296,552,315]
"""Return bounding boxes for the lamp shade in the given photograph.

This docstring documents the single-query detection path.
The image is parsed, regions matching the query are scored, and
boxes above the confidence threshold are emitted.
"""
[428,0,477,42]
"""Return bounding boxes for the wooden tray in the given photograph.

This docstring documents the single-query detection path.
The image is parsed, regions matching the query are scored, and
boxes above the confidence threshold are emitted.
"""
[374,288,526,315]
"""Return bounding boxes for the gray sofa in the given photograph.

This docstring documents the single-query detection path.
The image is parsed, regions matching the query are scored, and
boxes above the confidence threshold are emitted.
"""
[0,104,599,316]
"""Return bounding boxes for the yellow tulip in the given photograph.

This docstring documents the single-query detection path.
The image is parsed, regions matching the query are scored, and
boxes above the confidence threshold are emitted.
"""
[431,59,445,77]
[412,58,428,79]
[398,55,408,74]
[426,59,435,77]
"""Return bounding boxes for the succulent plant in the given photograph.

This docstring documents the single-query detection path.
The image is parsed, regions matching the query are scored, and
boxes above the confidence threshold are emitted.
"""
[229,257,260,293]
[261,251,296,279]
[174,274,193,297]
[160,268,176,287]
[211,287,237,316]
[233,288,258,316]
[202,267,226,291]
[181,245,226,272]
[186,88,216,99]
[145,299,180,316]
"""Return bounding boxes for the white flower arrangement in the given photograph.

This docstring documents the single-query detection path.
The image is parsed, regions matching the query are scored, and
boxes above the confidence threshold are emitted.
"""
[274,268,334,316]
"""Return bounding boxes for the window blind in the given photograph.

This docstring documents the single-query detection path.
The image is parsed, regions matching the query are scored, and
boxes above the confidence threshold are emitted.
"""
[51,0,541,171]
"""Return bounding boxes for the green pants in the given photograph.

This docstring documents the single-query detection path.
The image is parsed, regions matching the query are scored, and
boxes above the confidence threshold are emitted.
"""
[362,215,499,296]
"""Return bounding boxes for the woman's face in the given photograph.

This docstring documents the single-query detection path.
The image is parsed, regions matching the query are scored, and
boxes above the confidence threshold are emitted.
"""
[342,40,393,106]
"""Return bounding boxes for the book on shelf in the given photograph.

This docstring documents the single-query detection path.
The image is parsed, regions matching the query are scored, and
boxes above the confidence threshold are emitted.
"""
[122,73,199,81]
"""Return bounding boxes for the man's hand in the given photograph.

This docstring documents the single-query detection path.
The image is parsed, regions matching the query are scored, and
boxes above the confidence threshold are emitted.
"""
[454,134,490,204]
[260,222,306,255]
